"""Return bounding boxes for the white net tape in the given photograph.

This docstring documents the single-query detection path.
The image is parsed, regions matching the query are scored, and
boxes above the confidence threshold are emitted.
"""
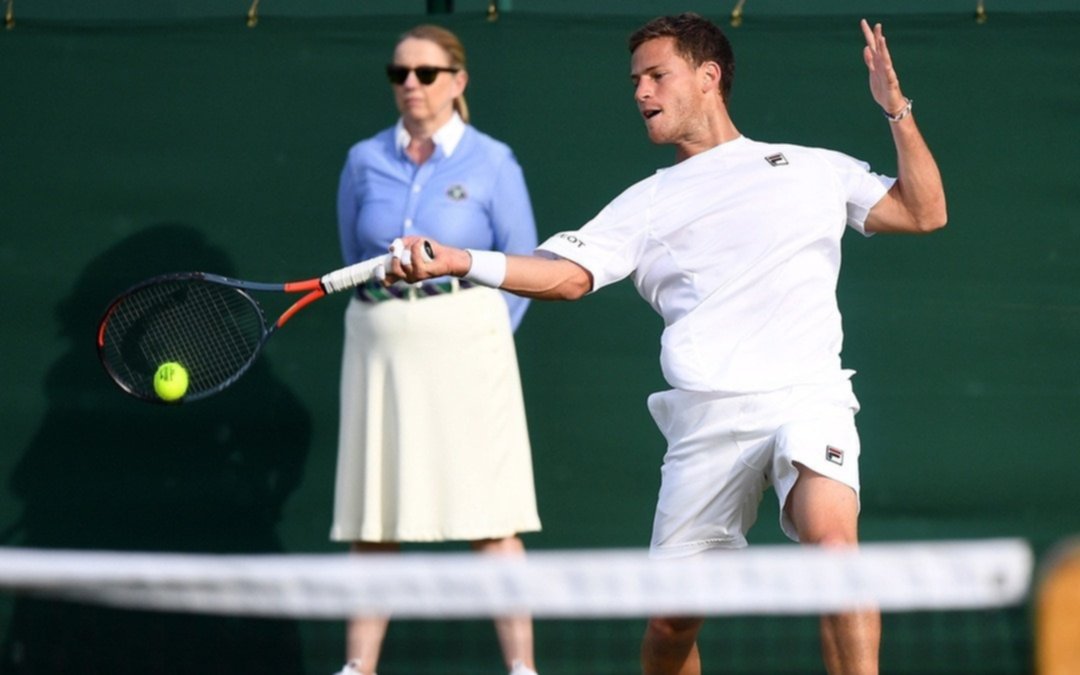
[0,539,1032,619]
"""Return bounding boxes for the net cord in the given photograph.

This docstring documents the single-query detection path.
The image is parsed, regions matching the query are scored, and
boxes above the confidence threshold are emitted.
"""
[0,539,1032,619]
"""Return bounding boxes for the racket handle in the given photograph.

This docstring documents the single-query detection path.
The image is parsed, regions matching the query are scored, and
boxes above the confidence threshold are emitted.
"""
[320,249,419,294]
[321,254,392,294]
[391,238,435,263]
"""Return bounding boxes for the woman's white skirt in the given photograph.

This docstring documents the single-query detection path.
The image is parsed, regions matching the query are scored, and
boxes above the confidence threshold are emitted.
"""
[331,287,541,542]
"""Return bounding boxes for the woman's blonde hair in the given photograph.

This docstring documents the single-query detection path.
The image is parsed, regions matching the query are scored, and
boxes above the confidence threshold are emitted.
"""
[399,24,470,124]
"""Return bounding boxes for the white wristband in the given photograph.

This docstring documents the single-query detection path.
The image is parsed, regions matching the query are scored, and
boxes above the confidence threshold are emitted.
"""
[463,249,507,288]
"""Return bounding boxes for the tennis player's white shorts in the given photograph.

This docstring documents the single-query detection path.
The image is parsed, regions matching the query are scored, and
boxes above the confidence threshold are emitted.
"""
[646,380,861,559]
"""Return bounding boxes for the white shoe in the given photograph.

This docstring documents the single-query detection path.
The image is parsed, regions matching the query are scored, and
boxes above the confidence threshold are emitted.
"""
[332,660,372,675]
[509,660,538,675]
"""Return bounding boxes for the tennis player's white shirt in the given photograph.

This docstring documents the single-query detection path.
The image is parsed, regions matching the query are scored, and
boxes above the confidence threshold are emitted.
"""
[537,136,894,394]
[539,136,894,555]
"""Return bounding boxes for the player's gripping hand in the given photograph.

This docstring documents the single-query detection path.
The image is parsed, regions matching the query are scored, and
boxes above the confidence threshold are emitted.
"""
[386,236,470,284]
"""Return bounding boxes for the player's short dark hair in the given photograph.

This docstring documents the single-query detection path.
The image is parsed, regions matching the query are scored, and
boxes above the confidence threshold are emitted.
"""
[628,13,735,102]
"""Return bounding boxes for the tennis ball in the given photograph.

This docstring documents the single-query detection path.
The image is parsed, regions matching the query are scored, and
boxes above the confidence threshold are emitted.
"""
[154,361,189,402]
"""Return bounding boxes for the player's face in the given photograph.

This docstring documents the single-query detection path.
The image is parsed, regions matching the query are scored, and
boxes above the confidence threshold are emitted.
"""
[390,37,466,129]
[631,37,709,149]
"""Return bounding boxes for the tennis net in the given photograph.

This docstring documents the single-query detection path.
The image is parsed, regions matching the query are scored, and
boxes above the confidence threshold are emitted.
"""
[0,539,1036,674]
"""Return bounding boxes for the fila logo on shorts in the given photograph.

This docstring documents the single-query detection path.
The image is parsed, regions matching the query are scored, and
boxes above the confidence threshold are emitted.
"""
[764,153,789,167]
[826,446,844,465]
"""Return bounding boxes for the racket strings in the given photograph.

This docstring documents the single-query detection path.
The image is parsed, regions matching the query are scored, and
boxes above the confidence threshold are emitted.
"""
[99,280,266,400]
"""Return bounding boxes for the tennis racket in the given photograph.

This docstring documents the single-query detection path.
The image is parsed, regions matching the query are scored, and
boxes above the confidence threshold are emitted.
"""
[97,242,431,404]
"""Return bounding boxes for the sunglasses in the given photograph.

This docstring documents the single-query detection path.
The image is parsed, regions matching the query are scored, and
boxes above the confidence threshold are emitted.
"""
[385,64,459,86]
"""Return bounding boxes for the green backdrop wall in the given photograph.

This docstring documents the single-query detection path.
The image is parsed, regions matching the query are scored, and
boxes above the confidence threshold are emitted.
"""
[1,7,1078,674]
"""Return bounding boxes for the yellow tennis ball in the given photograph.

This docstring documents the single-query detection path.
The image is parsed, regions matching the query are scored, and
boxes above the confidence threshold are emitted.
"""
[154,361,189,402]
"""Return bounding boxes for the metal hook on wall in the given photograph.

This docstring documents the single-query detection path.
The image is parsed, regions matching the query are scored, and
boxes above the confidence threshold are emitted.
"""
[5,0,14,30]
[975,0,988,23]
[247,0,260,28]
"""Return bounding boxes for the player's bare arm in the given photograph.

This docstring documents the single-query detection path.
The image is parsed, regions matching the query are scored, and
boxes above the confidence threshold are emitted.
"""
[390,236,593,301]
[860,18,948,235]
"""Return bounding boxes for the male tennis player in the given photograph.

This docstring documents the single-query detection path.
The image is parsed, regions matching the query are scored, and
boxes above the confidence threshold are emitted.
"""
[390,14,945,675]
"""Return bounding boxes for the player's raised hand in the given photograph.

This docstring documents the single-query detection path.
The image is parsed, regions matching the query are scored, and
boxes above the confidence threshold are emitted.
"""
[861,19,908,117]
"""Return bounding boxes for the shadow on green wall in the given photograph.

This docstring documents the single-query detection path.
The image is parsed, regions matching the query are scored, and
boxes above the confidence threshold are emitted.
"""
[0,224,312,674]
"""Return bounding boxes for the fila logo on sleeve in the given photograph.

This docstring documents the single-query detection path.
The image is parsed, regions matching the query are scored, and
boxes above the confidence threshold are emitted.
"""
[826,446,844,465]
[764,153,789,167]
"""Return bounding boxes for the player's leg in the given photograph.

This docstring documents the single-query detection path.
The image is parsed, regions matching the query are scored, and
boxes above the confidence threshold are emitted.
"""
[641,388,769,675]
[343,541,401,674]
[785,466,880,675]
[471,536,537,674]
[641,616,705,675]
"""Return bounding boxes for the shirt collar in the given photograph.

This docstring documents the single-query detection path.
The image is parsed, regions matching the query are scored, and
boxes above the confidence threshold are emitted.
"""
[394,112,467,158]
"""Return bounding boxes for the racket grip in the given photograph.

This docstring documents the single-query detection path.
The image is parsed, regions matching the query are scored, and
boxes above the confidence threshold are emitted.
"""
[321,254,392,294]
[320,250,415,294]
